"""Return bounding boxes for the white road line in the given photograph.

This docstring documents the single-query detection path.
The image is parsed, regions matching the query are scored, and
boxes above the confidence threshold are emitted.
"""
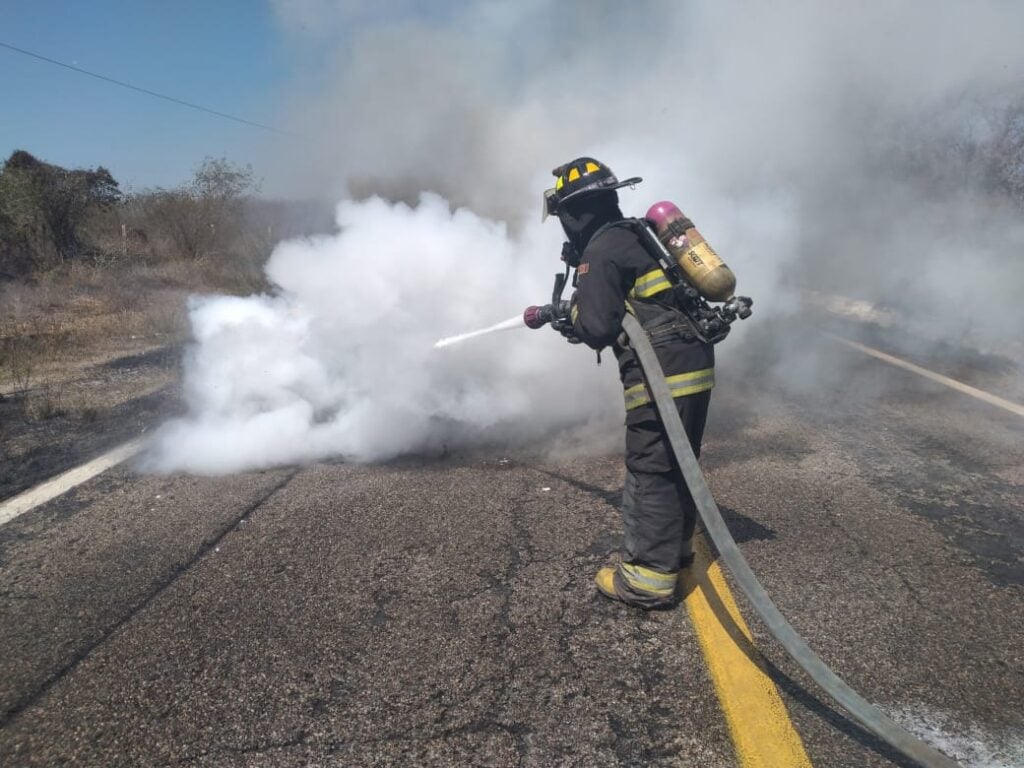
[3,328,1017,528]
[0,438,146,528]
[823,332,1024,418]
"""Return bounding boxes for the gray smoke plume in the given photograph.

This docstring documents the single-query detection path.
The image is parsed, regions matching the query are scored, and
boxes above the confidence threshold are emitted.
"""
[266,1,1024,334]
[150,0,1024,473]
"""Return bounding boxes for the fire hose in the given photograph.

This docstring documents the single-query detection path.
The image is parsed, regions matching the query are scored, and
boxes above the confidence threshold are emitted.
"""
[621,312,960,768]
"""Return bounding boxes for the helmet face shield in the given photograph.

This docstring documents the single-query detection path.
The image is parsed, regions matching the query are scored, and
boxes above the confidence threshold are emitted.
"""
[542,187,558,221]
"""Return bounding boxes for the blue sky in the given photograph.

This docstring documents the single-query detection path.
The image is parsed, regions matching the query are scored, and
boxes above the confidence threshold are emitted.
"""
[1,1,306,193]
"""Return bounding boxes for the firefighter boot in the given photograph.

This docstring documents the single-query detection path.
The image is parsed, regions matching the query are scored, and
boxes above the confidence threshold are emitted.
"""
[595,567,620,601]
[595,564,678,609]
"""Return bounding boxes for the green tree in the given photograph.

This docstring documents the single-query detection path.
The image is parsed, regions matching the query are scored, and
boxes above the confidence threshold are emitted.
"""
[191,156,257,201]
[0,150,121,275]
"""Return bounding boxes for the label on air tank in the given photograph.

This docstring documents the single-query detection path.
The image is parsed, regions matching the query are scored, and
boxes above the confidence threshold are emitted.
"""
[687,242,719,268]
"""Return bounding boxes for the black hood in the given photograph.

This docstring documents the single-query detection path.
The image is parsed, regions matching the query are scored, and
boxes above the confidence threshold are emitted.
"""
[557,191,623,256]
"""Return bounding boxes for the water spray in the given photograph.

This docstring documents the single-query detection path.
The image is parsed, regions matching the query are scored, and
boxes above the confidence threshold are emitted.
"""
[434,315,526,349]
[434,269,573,349]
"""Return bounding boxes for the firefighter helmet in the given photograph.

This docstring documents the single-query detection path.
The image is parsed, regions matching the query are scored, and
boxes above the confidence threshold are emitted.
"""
[543,157,642,220]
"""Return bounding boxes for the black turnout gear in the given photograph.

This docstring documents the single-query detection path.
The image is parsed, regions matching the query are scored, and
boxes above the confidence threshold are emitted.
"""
[559,193,715,607]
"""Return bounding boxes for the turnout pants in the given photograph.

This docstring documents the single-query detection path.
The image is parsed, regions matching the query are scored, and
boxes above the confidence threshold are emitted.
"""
[613,390,711,607]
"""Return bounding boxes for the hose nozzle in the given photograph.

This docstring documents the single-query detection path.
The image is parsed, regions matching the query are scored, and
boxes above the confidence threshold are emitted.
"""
[523,304,554,329]
[524,300,570,329]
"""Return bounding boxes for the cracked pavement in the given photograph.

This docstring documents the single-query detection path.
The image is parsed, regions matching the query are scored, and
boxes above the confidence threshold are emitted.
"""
[0,330,1021,766]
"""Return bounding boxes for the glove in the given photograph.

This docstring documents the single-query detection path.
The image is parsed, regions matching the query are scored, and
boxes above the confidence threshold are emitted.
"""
[551,315,582,344]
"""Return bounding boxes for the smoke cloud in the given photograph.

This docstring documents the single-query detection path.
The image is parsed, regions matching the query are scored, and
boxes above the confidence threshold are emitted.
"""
[148,195,621,473]
[149,0,1024,472]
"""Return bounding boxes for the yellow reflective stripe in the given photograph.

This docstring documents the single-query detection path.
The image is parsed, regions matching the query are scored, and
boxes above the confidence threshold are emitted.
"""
[568,167,581,182]
[620,563,677,596]
[555,176,564,190]
[634,277,672,298]
[624,368,715,410]
[625,392,650,411]
[570,303,579,324]
[634,268,667,290]
[667,379,715,398]
[623,382,649,410]
[629,268,672,298]
[668,368,715,396]
[667,368,716,387]
[636,268,664,283]
[585,161,600,173]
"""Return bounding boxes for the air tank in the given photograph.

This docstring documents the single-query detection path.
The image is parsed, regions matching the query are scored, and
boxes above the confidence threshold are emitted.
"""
[645,201,736,301]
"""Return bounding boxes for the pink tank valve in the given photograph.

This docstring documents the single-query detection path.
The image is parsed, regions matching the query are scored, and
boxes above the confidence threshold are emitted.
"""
[645,200,684,229]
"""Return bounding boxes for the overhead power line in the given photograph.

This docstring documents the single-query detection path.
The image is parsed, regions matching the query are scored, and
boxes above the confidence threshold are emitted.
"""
[0,40,293,136]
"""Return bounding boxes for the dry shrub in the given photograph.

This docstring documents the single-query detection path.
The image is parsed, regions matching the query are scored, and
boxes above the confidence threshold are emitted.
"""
[0,314,72,392]
[1,155,333,388]
[24,382,67,421]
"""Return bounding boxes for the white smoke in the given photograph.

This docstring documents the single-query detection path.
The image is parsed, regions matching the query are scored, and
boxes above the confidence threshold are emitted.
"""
[148,194,623,473]
[150,0,1024,472]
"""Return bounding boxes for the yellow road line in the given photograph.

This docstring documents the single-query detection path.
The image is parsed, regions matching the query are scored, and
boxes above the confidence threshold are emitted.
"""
[823,332,1024,418]
[682,536,813,768]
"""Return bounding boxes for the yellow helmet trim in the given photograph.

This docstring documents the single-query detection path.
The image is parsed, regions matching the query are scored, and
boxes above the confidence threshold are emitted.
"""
[568,167,581,182]
[555,176,564,190]
[585,161,600,173]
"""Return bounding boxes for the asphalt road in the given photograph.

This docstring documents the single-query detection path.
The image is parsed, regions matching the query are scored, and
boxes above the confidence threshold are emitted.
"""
[1,328,1022,767]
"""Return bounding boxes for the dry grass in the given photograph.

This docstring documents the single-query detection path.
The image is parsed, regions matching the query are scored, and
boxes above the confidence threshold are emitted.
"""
[23,383,67,421]
[1,219,274,423]
[0,260,195,417]
[0,315,71,394]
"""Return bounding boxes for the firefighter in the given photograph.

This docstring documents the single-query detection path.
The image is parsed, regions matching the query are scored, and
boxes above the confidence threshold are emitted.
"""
[544,157,715,609]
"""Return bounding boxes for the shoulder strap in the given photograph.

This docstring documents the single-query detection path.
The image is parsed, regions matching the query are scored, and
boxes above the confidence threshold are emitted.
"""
[608,218,686,285]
